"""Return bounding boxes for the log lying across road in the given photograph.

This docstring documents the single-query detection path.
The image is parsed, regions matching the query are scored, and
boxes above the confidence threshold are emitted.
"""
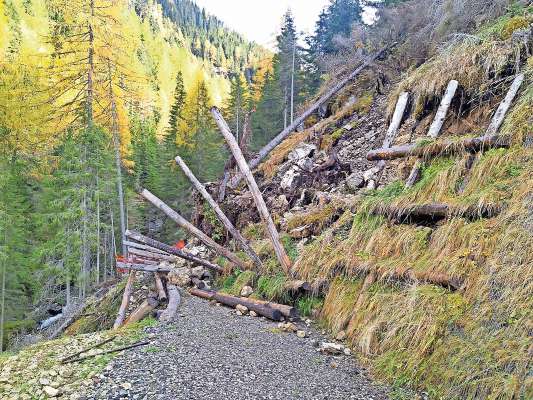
[128,247,177,262]
[367,134,511,161]
[126,230,223,273]
[371,202,502,223]
[190,288,283,321]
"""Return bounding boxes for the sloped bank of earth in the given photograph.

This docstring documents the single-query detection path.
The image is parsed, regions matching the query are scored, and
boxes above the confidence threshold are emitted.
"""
[79,295,391,400]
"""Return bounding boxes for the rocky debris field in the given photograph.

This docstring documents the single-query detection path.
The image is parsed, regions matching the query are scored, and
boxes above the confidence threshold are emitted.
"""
[80,295,390,400]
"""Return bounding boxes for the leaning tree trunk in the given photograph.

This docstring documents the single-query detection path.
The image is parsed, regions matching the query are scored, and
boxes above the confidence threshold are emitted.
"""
[113,271,136,329]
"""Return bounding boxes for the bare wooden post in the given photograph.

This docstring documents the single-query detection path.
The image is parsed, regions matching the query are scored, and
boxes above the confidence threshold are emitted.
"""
[113,271,136,329]
[125,230,224,273]
[211,107,293,274]
[406,80,458,187]
[367,91,409,189]
[486,73,524,135]
[140,189,247,270]
[175,156,263,269]
[228,44,395,189]
[127,247,177,262]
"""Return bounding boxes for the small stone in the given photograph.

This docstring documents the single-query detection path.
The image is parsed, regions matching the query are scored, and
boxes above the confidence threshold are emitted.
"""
[344,348,352,356]
[336,330,347,341]
[48,370,58,377]
[249,311,258,317]
[235,304,248,314]
[330,361,338,369]
[279,322,298,333]
[305,319,312,325]
[240,286,253,297]
[121,382,132,390]
[296,330,306,338]
[236,311,243,316]
[43,386,60,397]
[39,378,51,386]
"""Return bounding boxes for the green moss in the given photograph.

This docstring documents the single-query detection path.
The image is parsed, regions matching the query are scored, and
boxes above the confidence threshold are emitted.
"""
[242,223,266,241]
[331,128,345,140]
[219,270,256,296]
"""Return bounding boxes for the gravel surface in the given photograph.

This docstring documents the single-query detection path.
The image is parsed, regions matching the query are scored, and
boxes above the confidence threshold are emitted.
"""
[81,295,390,400]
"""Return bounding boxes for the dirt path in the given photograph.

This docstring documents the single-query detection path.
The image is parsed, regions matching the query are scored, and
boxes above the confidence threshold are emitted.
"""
[81,295,390,400]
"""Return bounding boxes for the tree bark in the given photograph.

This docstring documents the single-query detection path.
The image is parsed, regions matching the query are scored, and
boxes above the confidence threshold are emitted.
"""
[125,230,223,273]
[175,156,262,269]
[486,73,524,135]
[428,80,459,138]
[113,271,136,329]
[189,288,283,321]
[124,295,159,325]
[367,134,511,161]
[141,189,247,270]
[211,108,292,274]
[154,273,167,304]
[238,297,297,319]
[228,44,395,189]
[367,91,409,189]
[283,280,311,293]
[159,285,181,322]
[191,276,206,289]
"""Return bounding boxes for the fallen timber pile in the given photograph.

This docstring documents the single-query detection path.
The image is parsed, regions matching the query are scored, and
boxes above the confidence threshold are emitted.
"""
[367,134,511,161]
[372,202,503,223]
[190,288,286,321]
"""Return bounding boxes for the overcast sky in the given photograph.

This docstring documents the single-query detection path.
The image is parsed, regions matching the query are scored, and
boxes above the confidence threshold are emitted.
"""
[193,0,331,48]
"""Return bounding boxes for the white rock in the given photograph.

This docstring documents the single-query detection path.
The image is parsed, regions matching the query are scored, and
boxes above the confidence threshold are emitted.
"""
[43,386,60,397]
[249,310,258,317]
[344,348,352,356]
[319,342,345,355]
[236,311,243,316]
[336,330,347,341]
[39,378,51,386]
[121,382,132,390]
[296,330,306,338]
[240,286,253,297]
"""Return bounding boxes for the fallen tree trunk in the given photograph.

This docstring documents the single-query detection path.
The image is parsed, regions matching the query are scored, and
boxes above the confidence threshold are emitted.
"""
[159,285,181,322]
[189,288,283,321]
[371,202,502,223]
[486,73,525,135]
[175,155,262,269]
[126,230,223,273]
[141,189,247,270]
[228,44,395,189]
[212,108,292,274]
[238,297,297,319]
[154,273,168,304]
[367,134,511,161]
[124,295,159,325]
[116,261,172,273]
[113,271,136,329]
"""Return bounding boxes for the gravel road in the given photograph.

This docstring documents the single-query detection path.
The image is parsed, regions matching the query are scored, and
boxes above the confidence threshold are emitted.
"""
[81,294,390,400]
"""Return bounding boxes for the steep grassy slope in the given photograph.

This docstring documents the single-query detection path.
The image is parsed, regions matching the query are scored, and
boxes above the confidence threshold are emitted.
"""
[218,7,532,399]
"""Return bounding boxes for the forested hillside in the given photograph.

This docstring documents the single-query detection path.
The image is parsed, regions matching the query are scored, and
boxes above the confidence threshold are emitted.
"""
[0,0,270,343]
